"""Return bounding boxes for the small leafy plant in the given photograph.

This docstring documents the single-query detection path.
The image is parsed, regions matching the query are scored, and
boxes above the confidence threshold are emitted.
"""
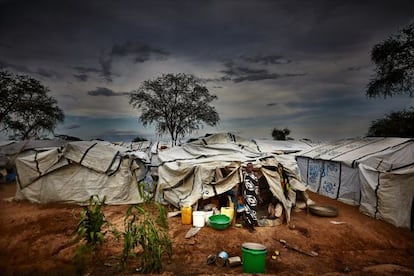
[137,181,155,202]
[121,205,141,270]
[73,195,107,274]
[75,195,107,245]
[121,203,172,273]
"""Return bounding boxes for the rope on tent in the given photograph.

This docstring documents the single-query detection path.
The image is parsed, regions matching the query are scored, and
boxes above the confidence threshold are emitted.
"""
[79,142,98,165]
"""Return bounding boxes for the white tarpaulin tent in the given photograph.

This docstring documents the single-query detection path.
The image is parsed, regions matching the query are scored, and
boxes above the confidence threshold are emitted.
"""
[157,133,307,222]
[0,140,66,168]
[254,138,317,154]
[114,140,171,179]
[296,137,414,228]
[14,140,149,205]
[1,140,67,182]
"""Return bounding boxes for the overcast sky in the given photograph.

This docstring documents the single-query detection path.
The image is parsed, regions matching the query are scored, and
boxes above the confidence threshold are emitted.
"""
[1,0,413,142]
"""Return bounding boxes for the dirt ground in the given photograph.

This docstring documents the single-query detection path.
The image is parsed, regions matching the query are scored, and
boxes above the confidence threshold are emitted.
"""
[1,181,414,275]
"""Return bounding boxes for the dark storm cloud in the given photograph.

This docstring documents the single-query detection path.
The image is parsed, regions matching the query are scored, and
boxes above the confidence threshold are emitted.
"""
[87,87,129,97]
[240,55,292,65]
[233,72,306,83]
[0,59,60,79]
[0,60,31,73]
[219,58,306,83]
[73,66,102,74]
[282,94,371,115]
[0,1,168,83]
[99,54,113,82]
[1,0,413,141]
[272,0,414,55]
[1,0,412,83]
[110,41,169,62]
[73,74,88,82]
[73,66,102,81]
[95,41,170,82]
[36,68,60,79]
[221,66,267,76]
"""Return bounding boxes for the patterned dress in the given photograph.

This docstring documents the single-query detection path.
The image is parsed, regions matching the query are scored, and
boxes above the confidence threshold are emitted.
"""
[243,171,259,227]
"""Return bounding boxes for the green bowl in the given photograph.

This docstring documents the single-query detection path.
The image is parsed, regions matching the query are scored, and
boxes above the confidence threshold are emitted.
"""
[209,214,231,230]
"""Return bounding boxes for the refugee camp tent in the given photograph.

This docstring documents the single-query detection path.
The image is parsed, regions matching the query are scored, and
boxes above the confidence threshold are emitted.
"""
[254,139,317,154]
[0,140,67,182]
[296,137,414,228]
[114,140,171,179]
[14,140,149,205]
[157,133,308,223]
[0,140,66,168]
[185,133,313,176]
[0,141,17,169]
[0,141,17,181]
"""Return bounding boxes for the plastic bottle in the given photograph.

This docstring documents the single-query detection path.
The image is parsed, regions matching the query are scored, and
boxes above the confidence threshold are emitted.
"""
[181,205,192,224]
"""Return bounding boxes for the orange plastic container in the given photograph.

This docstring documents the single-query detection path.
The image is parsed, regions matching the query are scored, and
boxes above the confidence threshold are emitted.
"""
[181,205,192,225]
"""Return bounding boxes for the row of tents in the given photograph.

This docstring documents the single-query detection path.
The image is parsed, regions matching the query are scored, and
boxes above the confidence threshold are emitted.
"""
[1,133,413,229]
[297,137,414,229]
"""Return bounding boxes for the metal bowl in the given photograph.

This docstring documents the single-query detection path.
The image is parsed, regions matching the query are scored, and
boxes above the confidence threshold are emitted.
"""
[308,204,338,217]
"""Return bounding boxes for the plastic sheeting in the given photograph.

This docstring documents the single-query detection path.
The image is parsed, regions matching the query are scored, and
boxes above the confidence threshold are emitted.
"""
[157,133,307,223]
[359,164,414,228]
[14,141,148,205]
[296,137,414,228]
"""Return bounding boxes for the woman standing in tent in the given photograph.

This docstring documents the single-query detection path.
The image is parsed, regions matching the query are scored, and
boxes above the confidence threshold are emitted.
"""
[240,163,260,232]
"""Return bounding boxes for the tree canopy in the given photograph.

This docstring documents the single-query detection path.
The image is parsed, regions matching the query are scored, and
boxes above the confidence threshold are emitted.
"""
[132,136,147,142]
[0,70,64,140]
[129,73,219,145]
[367,22,414,98]
[366,107,414,138]
[271,127,291,140]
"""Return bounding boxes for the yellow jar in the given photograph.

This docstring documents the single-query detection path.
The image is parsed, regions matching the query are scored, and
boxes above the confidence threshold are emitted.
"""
[220,207,234,221]
[181,205,192,225]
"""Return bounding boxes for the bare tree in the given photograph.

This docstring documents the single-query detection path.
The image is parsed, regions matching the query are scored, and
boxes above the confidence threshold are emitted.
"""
[129,73,219,145]
[0,70,64,140]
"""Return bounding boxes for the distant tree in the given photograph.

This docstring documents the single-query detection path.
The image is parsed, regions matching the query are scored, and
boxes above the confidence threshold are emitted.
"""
[366,22,414,98]
[54,134,82,141]
[132,136,147,142]
[0,70,64,140]
[129,73,220,146]
[272,128,291,140]
[367,107,414,138]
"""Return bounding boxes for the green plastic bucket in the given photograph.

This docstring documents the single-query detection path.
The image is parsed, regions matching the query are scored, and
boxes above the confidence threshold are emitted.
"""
[241,242,267,273]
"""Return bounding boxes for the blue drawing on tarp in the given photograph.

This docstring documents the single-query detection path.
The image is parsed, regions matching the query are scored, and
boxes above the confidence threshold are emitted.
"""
[308,164,320,184]
[322,180,336,196]
[327,163,338,173]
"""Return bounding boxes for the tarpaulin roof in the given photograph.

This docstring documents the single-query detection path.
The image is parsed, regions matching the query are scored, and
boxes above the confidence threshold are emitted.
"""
[296,137,413,168]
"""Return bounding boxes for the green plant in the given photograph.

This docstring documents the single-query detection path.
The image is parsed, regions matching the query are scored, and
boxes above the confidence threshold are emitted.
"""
[73,243,94,275]
[74,195,107,245]
[121,204,172,273]
[155,202,168,229]
[121,205,141,270]
[137,181,155,202]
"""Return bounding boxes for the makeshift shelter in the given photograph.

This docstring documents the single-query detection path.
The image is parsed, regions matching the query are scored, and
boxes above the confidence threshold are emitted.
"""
[157,133,308,223]
[14,140,149,205]
[114,140,171,179]
[0,140,66,168]
[1,140,67,183]
[254,138,317,154]
[296,137,414,228]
